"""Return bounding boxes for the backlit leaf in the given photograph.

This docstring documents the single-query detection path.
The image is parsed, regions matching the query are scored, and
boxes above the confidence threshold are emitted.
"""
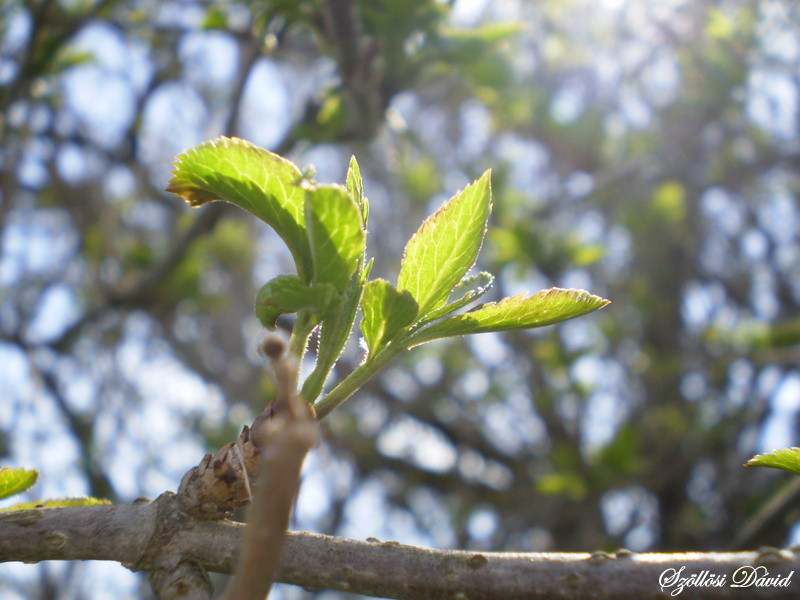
[346,156,369,227]
[305,185,365,291]
[360,279,419,357]
[398,170,491,317]
[408,288,609,346]
[0,468,38,501]
[302,262,372,404]
[746,447,800,476]
[167,136,313,280]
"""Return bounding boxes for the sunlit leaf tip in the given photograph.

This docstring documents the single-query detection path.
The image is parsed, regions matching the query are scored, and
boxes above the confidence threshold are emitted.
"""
[0,467,39,501]
[746,447,800,476]
[166,136,259,206]
[346,155,368,226]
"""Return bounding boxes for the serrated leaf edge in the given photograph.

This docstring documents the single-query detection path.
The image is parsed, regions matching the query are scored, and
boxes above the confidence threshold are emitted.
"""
[746,447,800,475]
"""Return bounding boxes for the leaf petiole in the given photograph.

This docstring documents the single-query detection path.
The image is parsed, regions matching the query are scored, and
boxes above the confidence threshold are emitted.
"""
[314,337,409,419]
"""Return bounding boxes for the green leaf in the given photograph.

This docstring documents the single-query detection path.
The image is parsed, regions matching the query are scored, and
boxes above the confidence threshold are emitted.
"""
[398,170,492,317]
[536,472,587,500]
[652,180,686,223]
[305,185,366,291]
[166,136,313,280]
[408,288,610,346]
[415,271,494,326]
[442,22,526,46]
[302,262,372,404]
[360,279,419,357]
[0,468,38,501]
[201,6,228,29]
[746,448,800,476]
[2,496,112,511]
[255,274,337,329]
[299,163,370,398]
[346,156,369,226]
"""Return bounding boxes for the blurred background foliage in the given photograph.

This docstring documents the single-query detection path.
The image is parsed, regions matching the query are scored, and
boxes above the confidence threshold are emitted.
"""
[2,0,800,598]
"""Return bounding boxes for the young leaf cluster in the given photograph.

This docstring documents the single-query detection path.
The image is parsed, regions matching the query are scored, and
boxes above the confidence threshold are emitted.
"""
[168,137,610,417]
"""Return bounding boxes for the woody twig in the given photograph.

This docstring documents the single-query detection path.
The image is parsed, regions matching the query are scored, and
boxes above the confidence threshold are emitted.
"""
[218,334,318,600]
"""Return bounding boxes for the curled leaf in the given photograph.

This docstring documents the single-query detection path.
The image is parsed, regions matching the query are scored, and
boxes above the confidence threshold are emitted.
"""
[167,136,313,280]
[255,275,337,329]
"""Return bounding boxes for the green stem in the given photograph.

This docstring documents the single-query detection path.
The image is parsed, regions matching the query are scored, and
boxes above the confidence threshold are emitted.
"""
[287,311,316,392]
[314,342,406,420]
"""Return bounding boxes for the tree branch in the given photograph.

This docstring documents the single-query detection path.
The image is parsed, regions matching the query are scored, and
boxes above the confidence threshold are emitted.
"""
[150,560,213,600]
[3,502,800,599]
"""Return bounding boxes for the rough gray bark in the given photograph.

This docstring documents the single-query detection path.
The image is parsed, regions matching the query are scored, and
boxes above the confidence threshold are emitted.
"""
[2,498,799,599]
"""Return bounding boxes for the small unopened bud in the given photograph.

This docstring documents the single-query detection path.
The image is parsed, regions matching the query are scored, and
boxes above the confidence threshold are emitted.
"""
[260,334,285,360]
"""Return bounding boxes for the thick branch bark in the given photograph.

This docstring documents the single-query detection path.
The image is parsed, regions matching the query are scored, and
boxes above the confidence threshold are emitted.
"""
[2,500,799,599]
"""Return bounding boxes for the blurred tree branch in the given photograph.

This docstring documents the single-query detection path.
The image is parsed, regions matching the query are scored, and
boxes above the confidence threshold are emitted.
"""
[2,503,799,599]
